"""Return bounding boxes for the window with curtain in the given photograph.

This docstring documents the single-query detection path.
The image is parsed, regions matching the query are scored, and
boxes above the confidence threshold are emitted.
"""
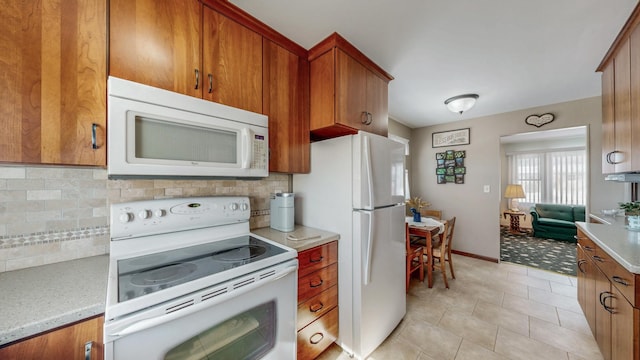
[507,149,586,206]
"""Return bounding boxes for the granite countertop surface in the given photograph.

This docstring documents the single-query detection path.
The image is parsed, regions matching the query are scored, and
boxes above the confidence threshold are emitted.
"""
[577,217,640,274]
[252,225,340,252]
[0,255,109,346]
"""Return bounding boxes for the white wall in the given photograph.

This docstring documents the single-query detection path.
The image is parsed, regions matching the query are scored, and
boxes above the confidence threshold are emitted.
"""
[409,96,626,260]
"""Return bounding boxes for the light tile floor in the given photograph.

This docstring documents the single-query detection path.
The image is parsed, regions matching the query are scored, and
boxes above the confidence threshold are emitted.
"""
[316,254,603,360]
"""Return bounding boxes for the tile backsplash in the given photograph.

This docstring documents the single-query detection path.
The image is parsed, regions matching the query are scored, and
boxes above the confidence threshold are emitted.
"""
[0,166,290,272]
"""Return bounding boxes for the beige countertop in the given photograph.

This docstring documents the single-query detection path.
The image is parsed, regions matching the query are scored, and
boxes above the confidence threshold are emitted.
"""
[577,217,640,274]
[252,225,340,252]
[0,255,109,346]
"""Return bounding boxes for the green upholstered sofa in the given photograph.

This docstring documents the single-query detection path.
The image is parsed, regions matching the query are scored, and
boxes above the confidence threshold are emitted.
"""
[529,204,586,242]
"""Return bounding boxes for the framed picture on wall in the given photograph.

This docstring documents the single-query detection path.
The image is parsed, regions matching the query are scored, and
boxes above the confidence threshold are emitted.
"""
[432,128,470,148]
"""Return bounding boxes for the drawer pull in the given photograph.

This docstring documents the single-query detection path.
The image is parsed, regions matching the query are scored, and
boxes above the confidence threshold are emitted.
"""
[309,301,324,313]
[613,276,630,286]
[309,332,324,345]
[310,278,324,288]
[592,255,605,263]
[583,245,594,252]
[309,255,324,263]
[577,259,586,274]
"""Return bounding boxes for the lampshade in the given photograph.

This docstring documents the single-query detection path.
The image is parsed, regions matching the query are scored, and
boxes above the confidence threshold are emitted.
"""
[504,184,526,199]
[444,94,479,114]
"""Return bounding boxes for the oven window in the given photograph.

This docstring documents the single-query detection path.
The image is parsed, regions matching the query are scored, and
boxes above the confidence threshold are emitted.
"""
[164,301,276,360]
[134,116,237,164]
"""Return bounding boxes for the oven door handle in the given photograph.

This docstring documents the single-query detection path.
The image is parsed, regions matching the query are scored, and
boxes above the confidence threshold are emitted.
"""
[108,263,298,339]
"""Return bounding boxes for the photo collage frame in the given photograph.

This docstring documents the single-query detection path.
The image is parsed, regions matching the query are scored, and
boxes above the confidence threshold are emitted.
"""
[436,150,466,184]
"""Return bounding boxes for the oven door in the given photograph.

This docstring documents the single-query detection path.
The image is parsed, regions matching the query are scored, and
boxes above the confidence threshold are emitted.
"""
[104,259,297,360]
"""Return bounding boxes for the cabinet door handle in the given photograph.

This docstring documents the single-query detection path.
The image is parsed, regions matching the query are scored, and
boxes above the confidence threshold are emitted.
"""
[309,332,324,345]
[309,278,324,288]
[608,150,622,164]
[577,259,586,274]
[208,73,213,93]
[309,301,324,313]
[195,69,200,89]
[366,112,373,125]
[601,292,615,313]
[612,276,630,286]
[361,111,369,124]
[309,255,324,263]
[84,341,100,360]
[91,123,99,150]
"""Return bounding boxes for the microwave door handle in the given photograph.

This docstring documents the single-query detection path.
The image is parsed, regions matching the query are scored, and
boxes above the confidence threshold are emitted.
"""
[240,128,252,169]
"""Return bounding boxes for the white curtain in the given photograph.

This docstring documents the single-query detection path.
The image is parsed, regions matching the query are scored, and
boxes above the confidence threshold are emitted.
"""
[507,149,586,206]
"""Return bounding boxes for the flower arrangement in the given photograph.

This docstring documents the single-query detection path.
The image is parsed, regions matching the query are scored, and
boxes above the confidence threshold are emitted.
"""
[619,201,640,216]
[406,197,430,210]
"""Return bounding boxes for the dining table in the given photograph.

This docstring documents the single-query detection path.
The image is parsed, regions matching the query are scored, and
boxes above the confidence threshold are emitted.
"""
[406,217,445,288]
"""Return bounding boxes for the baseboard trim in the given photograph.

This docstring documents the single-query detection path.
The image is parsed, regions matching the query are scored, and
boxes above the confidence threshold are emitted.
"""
[452,250,499,263]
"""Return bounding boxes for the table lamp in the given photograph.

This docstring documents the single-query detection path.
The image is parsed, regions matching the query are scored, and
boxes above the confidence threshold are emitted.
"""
[504,184,526,211]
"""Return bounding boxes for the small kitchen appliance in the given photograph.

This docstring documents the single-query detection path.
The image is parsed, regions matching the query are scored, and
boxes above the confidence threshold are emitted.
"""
[104,196,297,360]
[270,192,295,232]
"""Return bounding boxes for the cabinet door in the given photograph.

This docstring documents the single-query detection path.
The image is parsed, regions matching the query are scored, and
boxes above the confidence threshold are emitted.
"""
[610,286,636,360]
[577,246,596,335]
[614,38,632,173]
[336,49,368,130]
[602,60,616,174]
[202,6,262,113]
[0,316,104,360]
[109,0,202,98]
[594,267,612,360]
[0,0,106,166]
[263,39,309,173]
[630,23,640,172]
[366,71,389,137]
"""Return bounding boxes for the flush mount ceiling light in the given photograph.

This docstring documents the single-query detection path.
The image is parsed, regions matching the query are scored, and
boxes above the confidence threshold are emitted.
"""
[444,94,479,114]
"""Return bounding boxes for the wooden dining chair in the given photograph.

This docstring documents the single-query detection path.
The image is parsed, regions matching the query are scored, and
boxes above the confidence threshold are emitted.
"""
[420,209,442,220]
[406,223,424,292]
[431,217,456,288]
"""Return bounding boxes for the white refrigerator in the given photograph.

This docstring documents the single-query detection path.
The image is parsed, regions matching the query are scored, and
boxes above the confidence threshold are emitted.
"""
[293,131,406,359]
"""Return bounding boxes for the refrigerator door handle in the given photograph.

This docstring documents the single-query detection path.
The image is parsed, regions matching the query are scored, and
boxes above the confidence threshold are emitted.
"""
[363,211,373,285]
[363,135,375,208]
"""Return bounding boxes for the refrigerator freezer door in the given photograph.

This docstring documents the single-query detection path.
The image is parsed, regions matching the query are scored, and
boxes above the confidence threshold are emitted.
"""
[353,132,405,210]
[351,204,406,359]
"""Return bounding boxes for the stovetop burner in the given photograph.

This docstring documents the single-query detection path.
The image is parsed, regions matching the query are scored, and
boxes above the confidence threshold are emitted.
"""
[130,263,198,286]
[211,244,267,262]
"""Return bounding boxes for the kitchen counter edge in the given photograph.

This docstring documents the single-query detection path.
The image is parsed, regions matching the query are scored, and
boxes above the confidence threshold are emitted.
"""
[0,255,108,347]
[576,220,640,274]
[252,225,340,252]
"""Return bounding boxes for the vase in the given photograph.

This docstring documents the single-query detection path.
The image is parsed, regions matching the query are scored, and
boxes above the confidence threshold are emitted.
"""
[411,208,421,222]
[628,215,640,230]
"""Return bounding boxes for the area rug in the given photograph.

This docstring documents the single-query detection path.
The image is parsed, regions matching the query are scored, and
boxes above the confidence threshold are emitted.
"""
[500,226,576,276]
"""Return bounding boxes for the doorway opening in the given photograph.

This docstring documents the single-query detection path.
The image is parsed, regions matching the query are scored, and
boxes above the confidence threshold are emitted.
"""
[499,126,588,275]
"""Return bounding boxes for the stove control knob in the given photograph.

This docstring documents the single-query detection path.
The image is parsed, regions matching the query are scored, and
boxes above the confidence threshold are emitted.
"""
[119,212,134,223]
[138,209,152,219]
[229,203,239,211]
[241,203,249,211]
[154,209,166,218]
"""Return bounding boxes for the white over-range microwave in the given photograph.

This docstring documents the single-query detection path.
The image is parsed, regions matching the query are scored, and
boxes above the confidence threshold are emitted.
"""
[107,77,269,178]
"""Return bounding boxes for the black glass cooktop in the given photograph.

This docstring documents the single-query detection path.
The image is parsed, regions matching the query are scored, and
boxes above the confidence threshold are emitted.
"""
[117,235,287,302]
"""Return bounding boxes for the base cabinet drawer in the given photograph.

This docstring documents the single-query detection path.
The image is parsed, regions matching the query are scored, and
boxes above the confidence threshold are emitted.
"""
[297,307,339,360]
[298,263,338,303]
[297,285,338,331]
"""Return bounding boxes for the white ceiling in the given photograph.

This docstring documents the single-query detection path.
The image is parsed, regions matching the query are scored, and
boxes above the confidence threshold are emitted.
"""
[229,0,638,129]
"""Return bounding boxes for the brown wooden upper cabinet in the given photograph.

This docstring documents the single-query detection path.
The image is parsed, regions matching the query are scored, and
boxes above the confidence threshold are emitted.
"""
[308,33,393,141]
[597,4,640,174]
[109,0,262,114]
[263,40,310,173]
[0,0,107,166]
